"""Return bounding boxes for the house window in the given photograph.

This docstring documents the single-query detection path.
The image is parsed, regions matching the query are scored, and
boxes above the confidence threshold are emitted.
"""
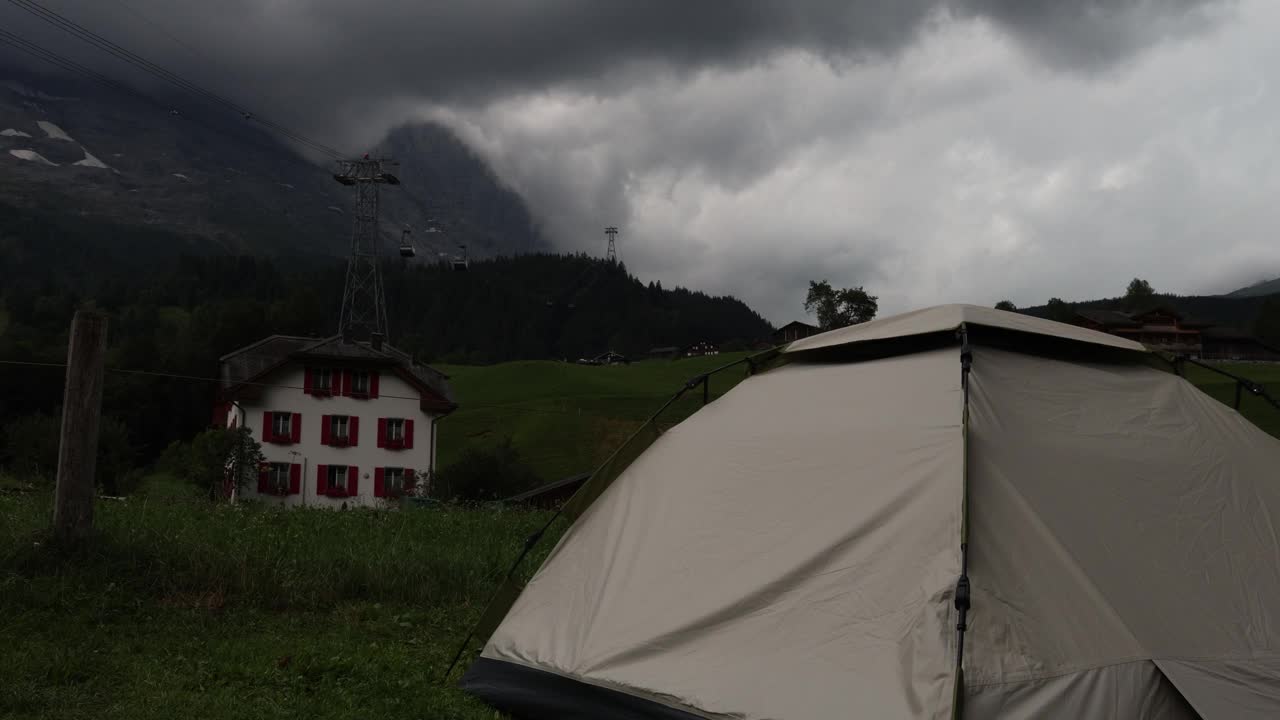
[385,467,406,494]
[328,465,348,492]
[314,368,334,393]
[268,462,291,494]
[330,415,349,442]
[351,371,370,396]
[272,412,292,439]
[386,418,405,443]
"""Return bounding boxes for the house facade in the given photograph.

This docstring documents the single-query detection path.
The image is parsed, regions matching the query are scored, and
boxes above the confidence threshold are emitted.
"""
[1072,306,1280,361]
[216,335,457,508]
[1073,307,1209,355]
[772,321,820,346]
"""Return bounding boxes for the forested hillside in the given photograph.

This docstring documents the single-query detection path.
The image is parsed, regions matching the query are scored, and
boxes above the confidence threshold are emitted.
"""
[0,250,772,468]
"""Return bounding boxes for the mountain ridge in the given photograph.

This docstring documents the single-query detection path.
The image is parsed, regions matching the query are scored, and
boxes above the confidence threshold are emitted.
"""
[0,67,544,261]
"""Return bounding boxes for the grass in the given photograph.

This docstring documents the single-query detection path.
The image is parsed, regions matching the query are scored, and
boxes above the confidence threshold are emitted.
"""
[436,353,753,482]
[1181,361,1280,438]
[1,488,554,719]
[4,355,1280,718]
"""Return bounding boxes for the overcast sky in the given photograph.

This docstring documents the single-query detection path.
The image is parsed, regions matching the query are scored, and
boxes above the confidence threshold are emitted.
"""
[10,0,1280,322]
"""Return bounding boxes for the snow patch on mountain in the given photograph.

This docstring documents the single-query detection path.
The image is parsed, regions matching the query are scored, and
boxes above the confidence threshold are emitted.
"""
[10,149,58,166]
[172,173,190,180]
[37,121,74,141]
[73,149,109,169]
[1,128,32,137]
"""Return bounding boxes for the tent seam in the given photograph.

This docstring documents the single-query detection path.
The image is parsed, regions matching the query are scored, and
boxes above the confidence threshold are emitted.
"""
[966,654,1280,689]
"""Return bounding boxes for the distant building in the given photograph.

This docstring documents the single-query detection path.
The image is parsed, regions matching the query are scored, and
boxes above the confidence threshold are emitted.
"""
[772,320,820,346]
[215,335,457,508]
[1200,327,1280,362]
[685,341,719,357]
[1072,306,1280,361]
[502,472,591,509]
[648,346,681,360]
[1073,307,1209,355]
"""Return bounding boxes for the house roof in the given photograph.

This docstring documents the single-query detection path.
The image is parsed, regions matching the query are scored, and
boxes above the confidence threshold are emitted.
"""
[502,472,591,504]
[220,334,456,410]
[775,320,819,333]
[1075,309,1140,328]
[1202,326,1263,341]
[783,304,1147,355]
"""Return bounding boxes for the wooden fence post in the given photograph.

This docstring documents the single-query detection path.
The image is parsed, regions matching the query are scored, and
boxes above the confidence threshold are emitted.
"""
[53,310,108,544]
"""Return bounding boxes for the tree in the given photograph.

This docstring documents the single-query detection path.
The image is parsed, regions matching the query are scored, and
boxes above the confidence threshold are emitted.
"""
[1046,297,1074,323]
[1124,278,1155,309]
[1255,296,1280,348]
[803,280,878,331]
[995,300,1017,311]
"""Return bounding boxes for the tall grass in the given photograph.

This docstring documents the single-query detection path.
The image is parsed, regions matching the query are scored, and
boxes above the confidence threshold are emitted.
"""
[0,491,555,611]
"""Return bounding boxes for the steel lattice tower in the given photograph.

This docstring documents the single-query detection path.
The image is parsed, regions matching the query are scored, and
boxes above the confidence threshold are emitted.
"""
[334,156,400,342]
[605,226,618,263]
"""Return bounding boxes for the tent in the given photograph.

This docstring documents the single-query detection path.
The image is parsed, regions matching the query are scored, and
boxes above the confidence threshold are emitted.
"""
[460,305,1280,719]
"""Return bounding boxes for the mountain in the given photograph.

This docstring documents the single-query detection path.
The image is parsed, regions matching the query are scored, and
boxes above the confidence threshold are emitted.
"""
[1224,278,1280,298]
[0,67,543,262]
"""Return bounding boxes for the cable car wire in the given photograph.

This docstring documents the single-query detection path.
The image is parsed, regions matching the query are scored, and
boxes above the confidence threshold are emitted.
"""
[2,0,346,159]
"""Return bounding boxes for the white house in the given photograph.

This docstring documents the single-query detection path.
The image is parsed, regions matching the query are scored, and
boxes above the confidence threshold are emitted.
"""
[215,334,457,508]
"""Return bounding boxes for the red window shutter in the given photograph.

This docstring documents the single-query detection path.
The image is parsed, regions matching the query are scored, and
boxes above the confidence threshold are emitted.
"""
[317,464,328,495]
[377,418,387,448]
[370,372,380,399]
[404,419,414,449]
[258,465,268,493]
[289,464,301,494]
[342,370,352,397]
[291,413,301,443]
[304,367,314,395]
[405,468,416,491]
[348,466,359,496]
[374,467,385,498]
[262,411,272,442]
[349,416,359,446]
[321,415,331,445]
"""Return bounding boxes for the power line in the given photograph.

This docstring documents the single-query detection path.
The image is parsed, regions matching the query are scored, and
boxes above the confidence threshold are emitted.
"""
[3,0,346,158]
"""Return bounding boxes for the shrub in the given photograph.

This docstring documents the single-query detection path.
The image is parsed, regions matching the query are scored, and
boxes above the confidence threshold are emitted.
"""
[1,413,135,493]
[435,437,541,503]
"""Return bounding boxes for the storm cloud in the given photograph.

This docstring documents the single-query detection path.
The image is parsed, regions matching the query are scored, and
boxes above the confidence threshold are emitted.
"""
[5,0,1268,322]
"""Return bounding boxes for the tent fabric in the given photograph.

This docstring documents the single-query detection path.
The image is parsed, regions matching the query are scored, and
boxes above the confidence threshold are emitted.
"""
[965,348,1280,715]
[465,305,1280,719]
[783,304,1146,354]
[474,349,965,719]
[964,660,1200,719]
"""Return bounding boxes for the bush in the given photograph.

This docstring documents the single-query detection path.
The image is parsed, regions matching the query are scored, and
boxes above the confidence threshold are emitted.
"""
[1,413,135,493]
[435,437,541,503]
[159,427,265,499]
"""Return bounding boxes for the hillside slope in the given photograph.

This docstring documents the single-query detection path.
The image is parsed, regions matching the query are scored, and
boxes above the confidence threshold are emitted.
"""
[0,68,542,261]
[437,353,753,483]
[1225,277,1280,298]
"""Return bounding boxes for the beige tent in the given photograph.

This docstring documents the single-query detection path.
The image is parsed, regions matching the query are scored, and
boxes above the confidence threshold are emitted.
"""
[462,305,1280,719]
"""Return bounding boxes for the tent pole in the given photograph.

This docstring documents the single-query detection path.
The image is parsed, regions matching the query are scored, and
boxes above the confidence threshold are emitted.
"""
[952,325,973,718]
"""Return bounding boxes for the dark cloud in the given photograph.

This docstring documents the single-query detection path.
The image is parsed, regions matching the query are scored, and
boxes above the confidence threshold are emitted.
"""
[2,0,1230,148]
[0,0,1256,324]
